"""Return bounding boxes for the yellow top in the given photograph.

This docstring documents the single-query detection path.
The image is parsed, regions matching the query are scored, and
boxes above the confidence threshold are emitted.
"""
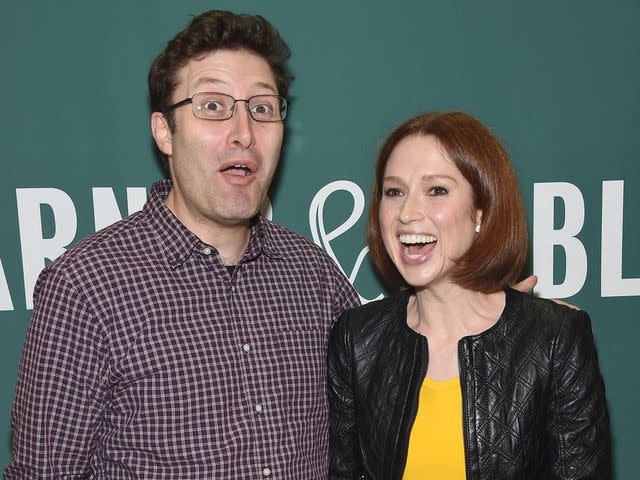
[403,376,467,479]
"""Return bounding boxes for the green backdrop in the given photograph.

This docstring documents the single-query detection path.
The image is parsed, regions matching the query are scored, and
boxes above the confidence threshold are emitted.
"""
[1,0,638,477]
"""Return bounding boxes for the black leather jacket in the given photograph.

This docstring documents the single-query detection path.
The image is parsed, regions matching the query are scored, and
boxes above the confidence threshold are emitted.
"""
[327,288,611,480]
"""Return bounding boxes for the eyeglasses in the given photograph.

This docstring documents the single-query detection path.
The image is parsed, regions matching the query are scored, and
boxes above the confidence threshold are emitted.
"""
[163,92,288,122]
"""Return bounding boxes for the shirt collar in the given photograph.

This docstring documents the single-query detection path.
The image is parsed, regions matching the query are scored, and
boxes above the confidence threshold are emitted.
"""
[146,179,283,268]
[245,216,285,262]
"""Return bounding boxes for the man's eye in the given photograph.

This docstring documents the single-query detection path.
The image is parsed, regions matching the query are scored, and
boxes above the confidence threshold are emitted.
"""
[203,101,224,111]
[251,103,274,115]
[383,187,403,197]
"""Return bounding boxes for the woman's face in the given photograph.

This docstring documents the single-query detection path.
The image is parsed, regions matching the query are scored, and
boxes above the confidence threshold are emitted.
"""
[379,135,481,290]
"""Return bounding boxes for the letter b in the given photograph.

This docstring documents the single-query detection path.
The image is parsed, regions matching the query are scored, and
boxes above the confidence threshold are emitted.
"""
[533,182,587,298]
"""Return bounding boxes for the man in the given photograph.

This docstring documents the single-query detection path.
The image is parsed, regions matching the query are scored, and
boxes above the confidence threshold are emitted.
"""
[5,11,359,479]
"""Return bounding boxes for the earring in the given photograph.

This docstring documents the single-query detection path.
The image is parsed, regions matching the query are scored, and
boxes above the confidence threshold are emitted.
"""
[475,224,481,233]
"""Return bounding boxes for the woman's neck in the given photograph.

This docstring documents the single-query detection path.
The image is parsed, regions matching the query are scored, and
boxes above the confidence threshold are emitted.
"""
[409,284,506,340]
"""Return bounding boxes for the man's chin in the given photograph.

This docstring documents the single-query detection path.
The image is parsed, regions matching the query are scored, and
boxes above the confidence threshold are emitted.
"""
[214,208,261,227]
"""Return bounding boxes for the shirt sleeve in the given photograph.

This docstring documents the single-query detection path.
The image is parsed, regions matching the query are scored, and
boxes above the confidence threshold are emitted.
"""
[328,260,361,322]
[547,310,612,480]
[4,264,110,479]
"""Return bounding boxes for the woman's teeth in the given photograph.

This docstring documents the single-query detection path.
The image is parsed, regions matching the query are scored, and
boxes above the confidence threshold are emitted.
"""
[399,234,436,259]
[399,234,436,244]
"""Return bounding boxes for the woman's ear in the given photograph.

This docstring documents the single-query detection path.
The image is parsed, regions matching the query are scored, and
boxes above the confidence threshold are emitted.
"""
[475,209,483,231]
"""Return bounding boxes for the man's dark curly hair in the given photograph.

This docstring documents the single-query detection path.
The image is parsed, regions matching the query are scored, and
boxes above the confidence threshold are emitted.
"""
[148,10,293,132]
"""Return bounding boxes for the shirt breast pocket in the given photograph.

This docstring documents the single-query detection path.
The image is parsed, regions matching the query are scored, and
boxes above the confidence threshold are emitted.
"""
[274,326,330,424]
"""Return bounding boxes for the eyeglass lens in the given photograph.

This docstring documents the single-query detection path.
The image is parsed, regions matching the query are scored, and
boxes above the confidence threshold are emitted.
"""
[192,93,286,121]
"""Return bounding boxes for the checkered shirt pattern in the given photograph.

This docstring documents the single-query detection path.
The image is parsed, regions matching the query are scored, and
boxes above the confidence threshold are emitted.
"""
[5,180,360,479]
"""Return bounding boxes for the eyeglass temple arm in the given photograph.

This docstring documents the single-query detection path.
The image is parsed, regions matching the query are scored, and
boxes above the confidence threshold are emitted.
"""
[163,97,193,114]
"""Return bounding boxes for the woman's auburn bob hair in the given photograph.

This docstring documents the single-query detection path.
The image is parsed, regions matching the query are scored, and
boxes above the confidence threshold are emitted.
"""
[367,111,528,293]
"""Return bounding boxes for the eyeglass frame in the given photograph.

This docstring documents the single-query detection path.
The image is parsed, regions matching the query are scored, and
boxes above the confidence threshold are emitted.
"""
[163,92,288,123]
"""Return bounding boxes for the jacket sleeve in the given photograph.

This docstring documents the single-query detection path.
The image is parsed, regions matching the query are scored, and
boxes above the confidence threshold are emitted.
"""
[548,310,612,479]
[327,311,362,480]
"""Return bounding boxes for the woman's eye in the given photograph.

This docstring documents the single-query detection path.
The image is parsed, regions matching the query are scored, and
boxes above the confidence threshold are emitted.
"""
[383,187,403,197]
[430,186,448,196]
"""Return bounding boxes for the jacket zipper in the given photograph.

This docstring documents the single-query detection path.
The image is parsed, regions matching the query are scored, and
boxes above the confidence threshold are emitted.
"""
[459,340,473,480]
[390,334,428,479]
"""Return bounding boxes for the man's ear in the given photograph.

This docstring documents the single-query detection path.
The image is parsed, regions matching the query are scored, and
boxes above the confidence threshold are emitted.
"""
[151,112,173,156]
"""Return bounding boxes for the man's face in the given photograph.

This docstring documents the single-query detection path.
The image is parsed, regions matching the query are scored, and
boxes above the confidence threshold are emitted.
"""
[153,49,283,233]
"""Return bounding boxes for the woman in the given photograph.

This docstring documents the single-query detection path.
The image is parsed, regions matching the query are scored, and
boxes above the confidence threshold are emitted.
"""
[327,112,611,480]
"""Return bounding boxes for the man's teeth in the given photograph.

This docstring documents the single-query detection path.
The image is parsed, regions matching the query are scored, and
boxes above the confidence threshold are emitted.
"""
[398,234,436,245]
[231,164,251,176]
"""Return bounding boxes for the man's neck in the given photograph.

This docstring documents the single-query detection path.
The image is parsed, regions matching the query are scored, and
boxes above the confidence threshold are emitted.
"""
[164,192,252,265]
[211,225,251,266]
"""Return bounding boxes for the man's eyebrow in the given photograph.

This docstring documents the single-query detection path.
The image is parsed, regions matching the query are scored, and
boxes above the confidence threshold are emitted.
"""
[190,77,278,94]
[254,81,278,94]
[190,77,226,91]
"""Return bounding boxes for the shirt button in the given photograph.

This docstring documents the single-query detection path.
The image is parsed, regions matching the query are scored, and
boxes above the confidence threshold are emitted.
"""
[262,467,271,476]
[203,247,212,255]
[242,344,251,352]
[255,404,263,412]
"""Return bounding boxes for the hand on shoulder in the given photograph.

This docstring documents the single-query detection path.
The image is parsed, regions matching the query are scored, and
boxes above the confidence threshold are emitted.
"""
[512,274,580,310]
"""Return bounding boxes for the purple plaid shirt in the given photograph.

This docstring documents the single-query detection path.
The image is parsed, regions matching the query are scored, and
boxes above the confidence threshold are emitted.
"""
[5,180,360,479]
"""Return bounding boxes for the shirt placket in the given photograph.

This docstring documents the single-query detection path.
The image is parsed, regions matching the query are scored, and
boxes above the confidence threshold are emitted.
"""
[229,261,276,479]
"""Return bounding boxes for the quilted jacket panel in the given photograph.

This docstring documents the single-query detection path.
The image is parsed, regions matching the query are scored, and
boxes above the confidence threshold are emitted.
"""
[327,288,611,480]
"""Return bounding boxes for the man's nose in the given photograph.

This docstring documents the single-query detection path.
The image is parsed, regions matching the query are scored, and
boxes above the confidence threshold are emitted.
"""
[227,101,255,148]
